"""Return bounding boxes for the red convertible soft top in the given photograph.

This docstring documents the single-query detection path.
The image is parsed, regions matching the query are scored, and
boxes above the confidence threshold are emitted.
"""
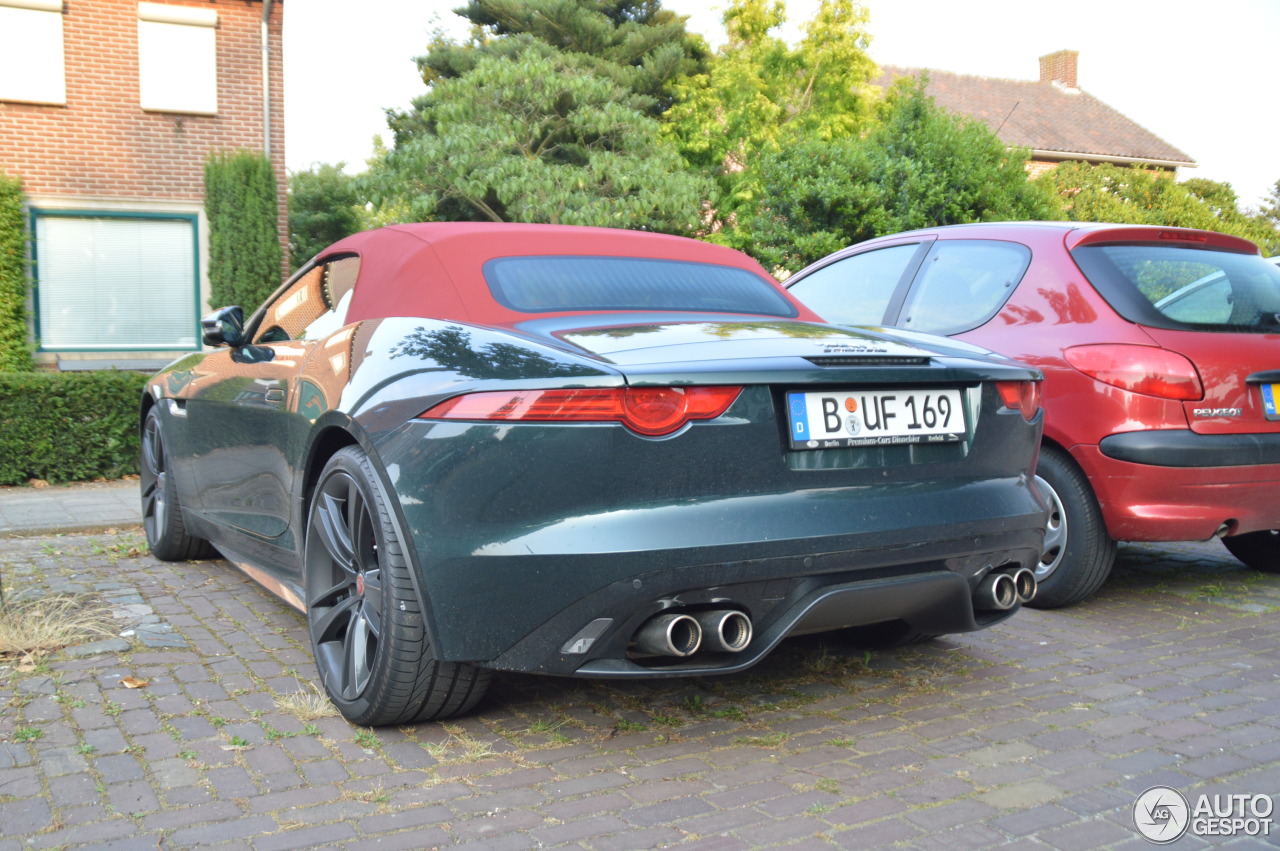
[314,223,818,325]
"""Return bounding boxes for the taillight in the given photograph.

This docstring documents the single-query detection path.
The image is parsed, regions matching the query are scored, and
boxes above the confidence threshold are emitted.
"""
[418,386,743,436]
[1063,344,1203,401]
[995,380,1042,421]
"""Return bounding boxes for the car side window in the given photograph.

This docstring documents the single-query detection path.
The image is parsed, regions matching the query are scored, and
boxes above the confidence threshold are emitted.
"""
[898,241,1031,335]
[787,244,921,326]
[255,255,360,343]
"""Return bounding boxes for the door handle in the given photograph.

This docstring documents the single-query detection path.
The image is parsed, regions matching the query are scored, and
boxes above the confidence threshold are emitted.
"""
[264,388,284,404]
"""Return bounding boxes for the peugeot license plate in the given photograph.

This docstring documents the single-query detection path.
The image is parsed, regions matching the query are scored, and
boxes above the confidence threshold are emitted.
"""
[786,388,965,449]
[1260,383,1280,420]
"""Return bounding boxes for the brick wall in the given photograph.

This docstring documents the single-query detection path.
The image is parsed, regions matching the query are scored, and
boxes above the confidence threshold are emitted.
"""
[0,0,287,270]
[1025,160,1058,180]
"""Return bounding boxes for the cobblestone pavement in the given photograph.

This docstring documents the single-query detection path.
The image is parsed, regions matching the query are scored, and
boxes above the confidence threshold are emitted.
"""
[1,531,1277,850]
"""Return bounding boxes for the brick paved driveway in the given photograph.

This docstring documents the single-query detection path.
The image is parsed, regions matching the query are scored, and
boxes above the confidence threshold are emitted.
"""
[1,530,1277,850]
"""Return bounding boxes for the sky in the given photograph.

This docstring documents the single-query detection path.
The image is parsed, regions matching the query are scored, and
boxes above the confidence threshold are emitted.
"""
[283,0,1280,211]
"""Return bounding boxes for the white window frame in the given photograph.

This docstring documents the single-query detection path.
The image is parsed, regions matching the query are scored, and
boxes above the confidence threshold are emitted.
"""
[0,0,66,106]
[137,2,218,115]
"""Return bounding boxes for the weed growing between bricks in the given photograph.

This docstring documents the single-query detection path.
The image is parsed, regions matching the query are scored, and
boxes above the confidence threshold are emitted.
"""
[0,530,1277,849]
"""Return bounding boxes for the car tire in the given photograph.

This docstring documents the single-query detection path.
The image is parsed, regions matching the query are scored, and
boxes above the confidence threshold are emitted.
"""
[304,446,491,726]
[140,408,216,561]
[1026,445,1115,609]
[1222,531,1280,573]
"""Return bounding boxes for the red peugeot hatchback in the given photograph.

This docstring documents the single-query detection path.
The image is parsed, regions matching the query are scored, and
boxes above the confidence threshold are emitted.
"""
[785,222,1280,607]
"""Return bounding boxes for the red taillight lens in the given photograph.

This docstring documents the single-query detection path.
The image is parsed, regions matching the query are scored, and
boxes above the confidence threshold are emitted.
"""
[1063,344,1203,401]
[419,386,743,436]
[995,380,1042,421]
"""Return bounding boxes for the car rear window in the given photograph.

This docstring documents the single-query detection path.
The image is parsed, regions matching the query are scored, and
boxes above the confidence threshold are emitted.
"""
[483,256,797,317]
[1072,244,1280,332]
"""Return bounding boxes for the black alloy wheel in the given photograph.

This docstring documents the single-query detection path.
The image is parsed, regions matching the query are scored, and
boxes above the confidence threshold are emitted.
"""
[140,407,214,561]
[304,447,490,725]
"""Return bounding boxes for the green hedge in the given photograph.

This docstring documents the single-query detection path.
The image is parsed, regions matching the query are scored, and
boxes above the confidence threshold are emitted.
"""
[0,171,34,373]
[205,149,282,311]
[0,371,148,484]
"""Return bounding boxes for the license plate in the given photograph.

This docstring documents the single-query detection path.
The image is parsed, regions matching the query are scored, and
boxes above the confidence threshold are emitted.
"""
[1261,383,1280,420]
[786,388,965,449]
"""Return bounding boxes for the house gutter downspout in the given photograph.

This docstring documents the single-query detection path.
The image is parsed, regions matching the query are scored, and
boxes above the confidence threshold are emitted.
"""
[261,0,274,158]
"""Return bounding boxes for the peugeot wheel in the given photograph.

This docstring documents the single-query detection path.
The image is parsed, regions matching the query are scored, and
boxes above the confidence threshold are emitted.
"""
[1026,446,1115,608]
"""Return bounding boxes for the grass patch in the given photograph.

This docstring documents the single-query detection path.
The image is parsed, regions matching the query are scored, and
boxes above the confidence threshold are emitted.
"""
[733,732,789,748]
[0,591,115,662]
[272,683,338,721]
[422,731,497,762]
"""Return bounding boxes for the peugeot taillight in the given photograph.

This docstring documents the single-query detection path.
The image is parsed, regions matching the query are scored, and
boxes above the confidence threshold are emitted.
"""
[1063,344,1203,401]
[418,386,743,436]
[995,380,1042,421]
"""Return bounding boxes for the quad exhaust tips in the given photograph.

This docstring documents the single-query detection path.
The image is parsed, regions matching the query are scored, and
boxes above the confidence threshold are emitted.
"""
[975,567,1037,611]
[633,610,753,657]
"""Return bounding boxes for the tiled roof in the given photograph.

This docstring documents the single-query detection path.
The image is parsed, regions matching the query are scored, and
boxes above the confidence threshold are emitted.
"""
[878,66,1195,167]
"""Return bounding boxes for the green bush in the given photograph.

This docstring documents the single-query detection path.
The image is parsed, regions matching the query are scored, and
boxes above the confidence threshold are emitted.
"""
[0,371,148,484]
[0,171,34,373]
[205,149,282,310]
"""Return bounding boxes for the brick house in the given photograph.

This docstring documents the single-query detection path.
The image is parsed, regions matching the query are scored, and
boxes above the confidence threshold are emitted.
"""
[0,0,285,371]
[881,50,1196,180]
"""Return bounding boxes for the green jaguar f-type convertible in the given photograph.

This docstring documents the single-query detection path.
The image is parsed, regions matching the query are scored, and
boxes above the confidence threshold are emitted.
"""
[141,223,1047,725]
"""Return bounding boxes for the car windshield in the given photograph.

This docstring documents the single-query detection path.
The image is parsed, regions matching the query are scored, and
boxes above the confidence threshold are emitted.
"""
[483,255,796,317]
[1072,244,1280,332]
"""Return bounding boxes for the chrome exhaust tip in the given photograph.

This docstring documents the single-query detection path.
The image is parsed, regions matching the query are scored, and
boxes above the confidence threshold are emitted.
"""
[1011,567,1037,603]
[633,613,702,657]
[695,610,753,653]
[974,571,1018,611]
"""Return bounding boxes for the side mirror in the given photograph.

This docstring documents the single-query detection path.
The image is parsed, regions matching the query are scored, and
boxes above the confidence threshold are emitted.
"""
[201,306,245,348]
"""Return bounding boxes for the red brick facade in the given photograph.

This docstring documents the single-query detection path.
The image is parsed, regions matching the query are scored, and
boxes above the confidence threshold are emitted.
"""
[0,0,285,226]
[0,0,286,366]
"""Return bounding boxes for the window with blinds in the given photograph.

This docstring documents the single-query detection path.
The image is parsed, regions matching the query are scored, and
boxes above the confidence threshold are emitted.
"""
[34,213,199,350]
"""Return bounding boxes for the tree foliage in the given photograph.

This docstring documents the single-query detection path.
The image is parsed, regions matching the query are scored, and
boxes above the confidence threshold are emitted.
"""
[663,0,877,215]
[288,163,366,272]
[1042,163,1279,255]
[390,0,707,145]
[1261,179,1280,224]
[365,48,710,233]
[0,171,33,373]
[739,77,1062,274]
[204,150,282,309]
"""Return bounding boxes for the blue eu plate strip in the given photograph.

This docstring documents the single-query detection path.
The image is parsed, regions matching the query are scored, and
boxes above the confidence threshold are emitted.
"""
[787,392,809,440]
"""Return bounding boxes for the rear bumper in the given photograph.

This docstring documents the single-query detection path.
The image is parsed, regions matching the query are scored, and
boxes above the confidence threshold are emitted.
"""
[376,400,1045,678]
[1100,429,1280,467]
[389,471,1046,675]
[490,527,1044,678]
[1073,439,1280,541]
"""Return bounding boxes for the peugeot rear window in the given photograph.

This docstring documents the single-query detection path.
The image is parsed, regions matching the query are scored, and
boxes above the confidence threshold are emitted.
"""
[1072,244,1280,332]
[483,256,797,317]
